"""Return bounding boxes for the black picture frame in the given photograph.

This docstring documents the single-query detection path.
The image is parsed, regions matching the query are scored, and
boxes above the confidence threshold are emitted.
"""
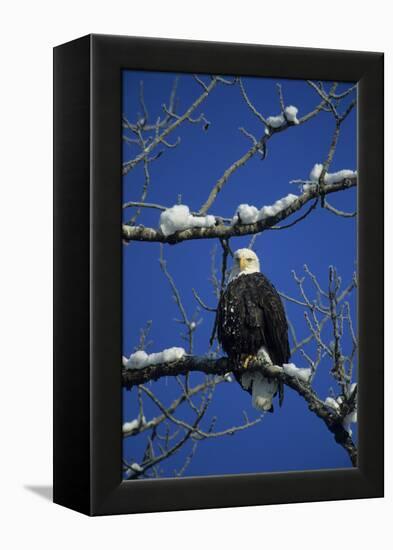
[53,34,384,516]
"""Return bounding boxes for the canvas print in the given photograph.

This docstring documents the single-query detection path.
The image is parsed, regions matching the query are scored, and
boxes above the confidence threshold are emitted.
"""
[121,71,357,480]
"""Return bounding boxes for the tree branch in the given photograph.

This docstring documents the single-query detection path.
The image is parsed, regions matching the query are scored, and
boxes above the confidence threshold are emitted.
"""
[122,177,356,244]
[122,355,357,465]
[124,377,226,437]
[122,77,219,175]
[197,82,341,216]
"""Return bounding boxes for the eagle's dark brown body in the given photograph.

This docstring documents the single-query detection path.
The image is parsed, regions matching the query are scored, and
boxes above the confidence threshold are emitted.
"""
[216,272,290,366]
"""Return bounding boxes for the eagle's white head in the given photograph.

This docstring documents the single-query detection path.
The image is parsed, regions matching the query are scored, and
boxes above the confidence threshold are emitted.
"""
[228,248,260,282]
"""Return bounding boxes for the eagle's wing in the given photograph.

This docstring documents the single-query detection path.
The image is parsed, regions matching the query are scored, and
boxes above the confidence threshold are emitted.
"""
[243,273,289,408]
[242,273,290,366]
[217,272,289,410]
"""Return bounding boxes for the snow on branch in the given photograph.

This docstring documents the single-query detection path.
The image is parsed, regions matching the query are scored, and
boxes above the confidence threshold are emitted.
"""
[122,177,356,244]
[125,463,144,476]
[282,363,312,383]
[159,205,216,236]
[266,105,300,128]
[292,164,357,192]
[123,347,186,369]
[122,416,147,435]
[232,194,298,225]
[325,397,341,412]
[342,410,357,437]
[309,163,357,185]
[325,383,358,437]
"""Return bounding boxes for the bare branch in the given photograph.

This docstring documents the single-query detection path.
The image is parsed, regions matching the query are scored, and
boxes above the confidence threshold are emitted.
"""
[122,77,179,135]
[331,84,357,100]
[307,81,356,125]
[193,74,209,92]
[238,78,268,125]
[124,377,226,437]
[276,82,285,112]
[138,80,148,126]
[307,80,340,119]
[123,200,167,211]
[192,288,217,312]
[323,199,357,218]
[239,126,258,145]
[158,245,201,354]
[125,159,152,225]
[215,76,238,85]
[175,440,198,477]
[140,384,262,439]
[126,401,208,479]
[297,83,339,124]
[123,77,219,175]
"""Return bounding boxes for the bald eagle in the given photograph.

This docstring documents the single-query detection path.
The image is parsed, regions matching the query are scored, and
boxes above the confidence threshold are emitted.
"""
[216,248,290,412]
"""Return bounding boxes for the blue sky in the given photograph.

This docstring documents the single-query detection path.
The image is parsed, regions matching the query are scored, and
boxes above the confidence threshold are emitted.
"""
[122,70,357,477]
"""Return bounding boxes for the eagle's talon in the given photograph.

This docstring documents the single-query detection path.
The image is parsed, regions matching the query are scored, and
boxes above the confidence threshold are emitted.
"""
[243,355,255,369]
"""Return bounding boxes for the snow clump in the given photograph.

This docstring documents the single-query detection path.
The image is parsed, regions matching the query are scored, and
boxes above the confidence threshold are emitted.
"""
[232,194,298,225]
[282,363,312,383]
[123,347,186,369]
[159,204,215,236]
[309,163,357,185]
[266,105,299,127]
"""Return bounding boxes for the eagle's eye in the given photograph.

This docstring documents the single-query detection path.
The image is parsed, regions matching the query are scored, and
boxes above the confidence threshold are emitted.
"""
[247,258,253,262]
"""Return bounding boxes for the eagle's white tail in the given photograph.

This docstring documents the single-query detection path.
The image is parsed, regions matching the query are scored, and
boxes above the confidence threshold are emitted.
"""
[241,372,278,411]
[240,347,278,412]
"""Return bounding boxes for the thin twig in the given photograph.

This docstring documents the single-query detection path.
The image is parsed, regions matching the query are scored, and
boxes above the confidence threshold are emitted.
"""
[123,77,219,175]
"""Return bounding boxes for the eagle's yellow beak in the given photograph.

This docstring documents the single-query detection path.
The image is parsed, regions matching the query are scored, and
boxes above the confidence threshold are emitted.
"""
[239,257,248,271]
